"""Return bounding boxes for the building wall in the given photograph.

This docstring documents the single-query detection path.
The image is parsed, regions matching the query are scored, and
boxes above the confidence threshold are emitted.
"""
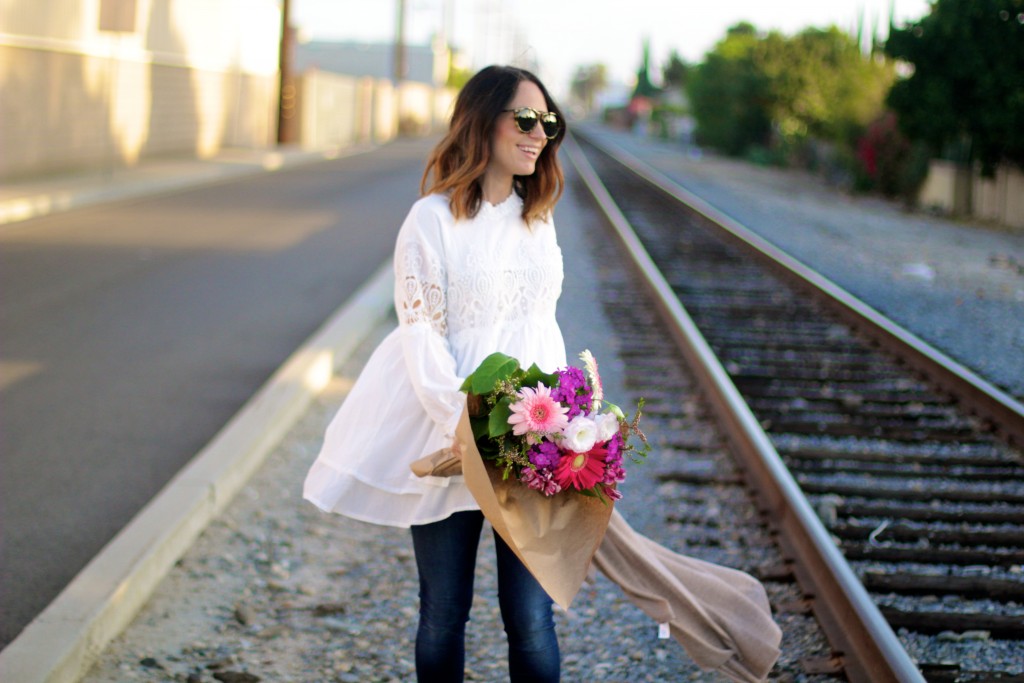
[294,40,449,86]
[918,160,959,213]
[0,0,281,180]
[296,72,368,150]
[919,160,1024,230]
[973,165,1024,230]
[296,72,455,151]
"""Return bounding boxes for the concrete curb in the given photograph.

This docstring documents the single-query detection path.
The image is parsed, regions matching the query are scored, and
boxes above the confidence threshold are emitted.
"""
[0,261,395,683]
[0,145,373,227]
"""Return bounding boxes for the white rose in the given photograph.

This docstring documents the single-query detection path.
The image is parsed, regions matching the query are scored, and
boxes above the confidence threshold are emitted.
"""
[560,415,597,453]
[595,412,620,441]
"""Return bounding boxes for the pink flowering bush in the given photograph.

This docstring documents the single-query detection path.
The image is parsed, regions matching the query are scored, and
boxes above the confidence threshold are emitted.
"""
[461,350,647,502]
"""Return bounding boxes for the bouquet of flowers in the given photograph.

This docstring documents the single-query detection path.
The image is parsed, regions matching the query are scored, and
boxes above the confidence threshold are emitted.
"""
[460,349,648,502]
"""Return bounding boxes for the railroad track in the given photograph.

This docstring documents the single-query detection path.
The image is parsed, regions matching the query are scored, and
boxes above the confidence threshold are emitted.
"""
[567,131,1024,683]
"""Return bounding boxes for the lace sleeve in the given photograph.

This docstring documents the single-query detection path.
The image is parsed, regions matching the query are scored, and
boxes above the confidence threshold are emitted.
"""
[397,239,448,336]
[393,210,465,439]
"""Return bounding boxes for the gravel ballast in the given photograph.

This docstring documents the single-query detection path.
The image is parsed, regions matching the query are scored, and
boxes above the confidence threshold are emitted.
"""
[580,125,1024,402]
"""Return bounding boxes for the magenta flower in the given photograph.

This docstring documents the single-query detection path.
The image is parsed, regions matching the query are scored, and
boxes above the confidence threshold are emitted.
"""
[551,366,593,419]
[529,440,563,469]
[605,433,624,466]
[520,466,562,496]
[602,462,626,486]
[553,445,607,491]
[507,383,570,436]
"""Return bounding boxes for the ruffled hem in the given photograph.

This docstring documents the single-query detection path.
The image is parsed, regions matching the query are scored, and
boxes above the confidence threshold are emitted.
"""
[303,461,479,528]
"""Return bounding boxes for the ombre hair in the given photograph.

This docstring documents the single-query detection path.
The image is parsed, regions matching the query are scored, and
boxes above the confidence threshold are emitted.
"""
[421,65,565,225]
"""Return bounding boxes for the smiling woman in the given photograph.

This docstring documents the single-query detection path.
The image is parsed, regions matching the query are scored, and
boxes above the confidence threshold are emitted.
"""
[419,64,565,225]
[303,64,569,682]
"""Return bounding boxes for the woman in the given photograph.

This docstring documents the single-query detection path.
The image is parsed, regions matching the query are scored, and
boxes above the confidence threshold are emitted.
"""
[303,65,567,682]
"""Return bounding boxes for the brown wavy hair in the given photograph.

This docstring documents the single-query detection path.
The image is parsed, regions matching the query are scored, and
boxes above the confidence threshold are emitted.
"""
[421,65,565,225]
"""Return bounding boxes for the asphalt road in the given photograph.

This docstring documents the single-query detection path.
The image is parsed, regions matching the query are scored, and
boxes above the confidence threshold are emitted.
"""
[0,138,436,647]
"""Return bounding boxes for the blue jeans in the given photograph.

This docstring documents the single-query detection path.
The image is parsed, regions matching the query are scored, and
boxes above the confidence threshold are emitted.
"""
[410,510,560,682]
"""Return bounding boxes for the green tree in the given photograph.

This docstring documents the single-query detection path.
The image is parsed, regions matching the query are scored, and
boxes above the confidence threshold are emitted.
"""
[687,22,893,162]
[885,0,1024,175]
[569,63,608,114]
[758,27,893,147]
[662,50,690,89]
[632,39,660,99]
[687,23,772,155]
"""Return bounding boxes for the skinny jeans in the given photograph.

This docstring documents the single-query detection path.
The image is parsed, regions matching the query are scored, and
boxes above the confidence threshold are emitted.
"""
[410,510,560,682]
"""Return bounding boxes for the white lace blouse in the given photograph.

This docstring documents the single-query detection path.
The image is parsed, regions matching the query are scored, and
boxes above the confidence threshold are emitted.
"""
[303,192,566,528]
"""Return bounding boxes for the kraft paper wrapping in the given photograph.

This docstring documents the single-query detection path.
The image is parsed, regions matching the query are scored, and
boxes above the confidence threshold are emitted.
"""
[592,511,782,682]
[454,405,614,610]
[410,402,781,680]
[408,447,463,478]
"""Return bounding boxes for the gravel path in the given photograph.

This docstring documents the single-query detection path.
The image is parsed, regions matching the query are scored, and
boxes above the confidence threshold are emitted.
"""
[81,168,835,682]
[580,126,1024,402]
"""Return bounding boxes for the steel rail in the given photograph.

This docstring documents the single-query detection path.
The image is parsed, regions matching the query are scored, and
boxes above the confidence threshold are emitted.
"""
[572,128,1024,449]
[565,133,926,683]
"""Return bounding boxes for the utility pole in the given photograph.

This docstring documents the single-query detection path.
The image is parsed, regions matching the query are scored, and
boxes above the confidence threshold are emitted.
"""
[394,0,407,83]
[277,0,296,143]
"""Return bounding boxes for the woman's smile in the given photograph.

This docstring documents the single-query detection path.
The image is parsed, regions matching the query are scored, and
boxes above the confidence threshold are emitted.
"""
[517,143,541,159]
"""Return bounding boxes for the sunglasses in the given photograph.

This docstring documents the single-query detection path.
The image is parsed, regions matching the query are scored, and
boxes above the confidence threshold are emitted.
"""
[503,107,561,139]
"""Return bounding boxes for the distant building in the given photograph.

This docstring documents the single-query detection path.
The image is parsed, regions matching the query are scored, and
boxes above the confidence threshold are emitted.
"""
[290,37,457,149]
[295,40,449,87]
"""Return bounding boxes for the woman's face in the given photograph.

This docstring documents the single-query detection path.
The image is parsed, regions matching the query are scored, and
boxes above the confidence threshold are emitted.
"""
[486,80,550,186]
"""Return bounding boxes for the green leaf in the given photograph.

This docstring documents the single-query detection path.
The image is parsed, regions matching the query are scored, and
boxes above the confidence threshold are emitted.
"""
[476,438,500,458]
[578,486,611,505]
[470,416,490,441]
[465,353,520,395]
[488,396,513,438]
[520,363,557,389]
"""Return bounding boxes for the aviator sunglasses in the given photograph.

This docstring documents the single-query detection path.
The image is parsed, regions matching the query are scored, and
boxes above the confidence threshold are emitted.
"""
[503,107,561,139]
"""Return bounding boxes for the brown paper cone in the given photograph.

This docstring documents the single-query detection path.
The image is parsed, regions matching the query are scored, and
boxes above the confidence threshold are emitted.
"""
[592,510,781,682]
[455,404,613,609]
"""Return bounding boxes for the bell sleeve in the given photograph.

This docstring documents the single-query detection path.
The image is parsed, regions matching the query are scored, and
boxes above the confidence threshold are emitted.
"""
[393,205,465,442]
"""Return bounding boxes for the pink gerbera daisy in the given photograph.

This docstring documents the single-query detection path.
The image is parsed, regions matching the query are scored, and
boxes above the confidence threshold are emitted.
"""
[553,445,607,491]
[507,383,570,436]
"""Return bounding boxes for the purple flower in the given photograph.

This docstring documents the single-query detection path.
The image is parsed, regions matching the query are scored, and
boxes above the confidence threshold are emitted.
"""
[602,463,626,486]
[529,440,562,469]
[551,366,593,419]
[604,433,624,466]
[520,467,562,496]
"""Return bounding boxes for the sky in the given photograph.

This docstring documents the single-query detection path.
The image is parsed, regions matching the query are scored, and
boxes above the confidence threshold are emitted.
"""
[291,0,933,98]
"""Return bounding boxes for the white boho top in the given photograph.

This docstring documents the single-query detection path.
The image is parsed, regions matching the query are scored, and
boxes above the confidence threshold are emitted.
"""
[303,192,566,528]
